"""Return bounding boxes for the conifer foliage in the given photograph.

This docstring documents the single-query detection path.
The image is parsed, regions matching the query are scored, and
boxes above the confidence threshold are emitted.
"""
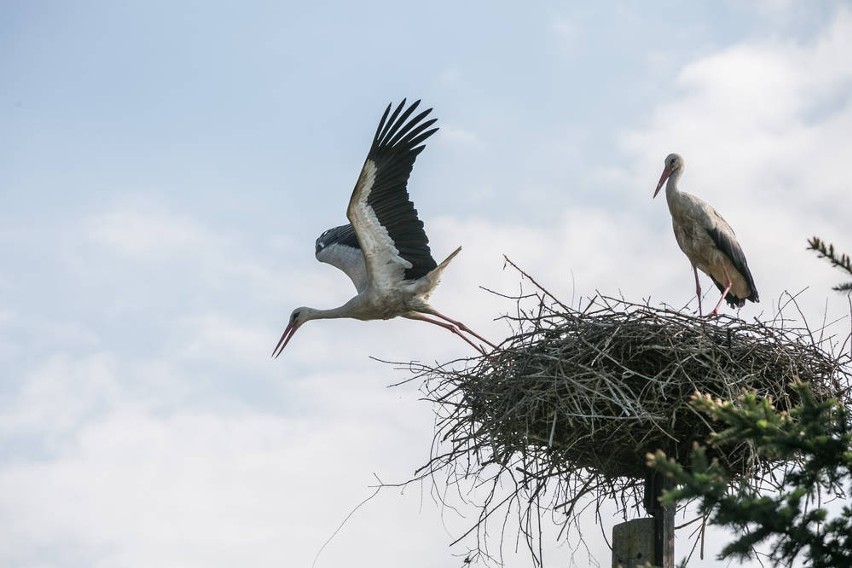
[648,383,852,567]
[808,236,852,293]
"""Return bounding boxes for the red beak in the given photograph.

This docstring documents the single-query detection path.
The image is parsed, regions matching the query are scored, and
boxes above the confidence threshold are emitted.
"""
[272,320,300,358]
[654,166,671,198]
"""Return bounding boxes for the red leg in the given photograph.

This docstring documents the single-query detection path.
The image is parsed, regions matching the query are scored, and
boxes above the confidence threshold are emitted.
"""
[420,307,497,350]
[708,266,732,317]
[692,264,703,316]
[404,312,489,354]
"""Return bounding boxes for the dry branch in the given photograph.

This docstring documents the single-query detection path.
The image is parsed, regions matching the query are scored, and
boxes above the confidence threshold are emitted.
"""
[399,263,852,566]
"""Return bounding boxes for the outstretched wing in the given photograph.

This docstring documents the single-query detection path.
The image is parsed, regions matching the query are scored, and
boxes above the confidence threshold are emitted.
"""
[346,99,439,290]
[315,224,368,293]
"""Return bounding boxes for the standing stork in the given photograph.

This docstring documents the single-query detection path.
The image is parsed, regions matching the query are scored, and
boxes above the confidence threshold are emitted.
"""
[654,153,759,316]
[272,99,496,357]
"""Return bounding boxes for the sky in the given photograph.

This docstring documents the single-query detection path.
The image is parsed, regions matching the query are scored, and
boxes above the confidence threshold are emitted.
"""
[2,1,852,566]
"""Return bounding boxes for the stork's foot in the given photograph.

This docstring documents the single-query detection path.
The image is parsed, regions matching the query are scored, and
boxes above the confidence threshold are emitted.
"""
[477,341,499,356]
[452,322,497,351]
[453,325,496,356]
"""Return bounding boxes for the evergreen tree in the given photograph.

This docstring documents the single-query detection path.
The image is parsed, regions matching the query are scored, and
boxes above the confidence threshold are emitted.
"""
[647,383,852,567]
[808,236,852,293]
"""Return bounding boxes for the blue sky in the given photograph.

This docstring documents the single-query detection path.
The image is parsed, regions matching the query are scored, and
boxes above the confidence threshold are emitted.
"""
[2,1,852,566]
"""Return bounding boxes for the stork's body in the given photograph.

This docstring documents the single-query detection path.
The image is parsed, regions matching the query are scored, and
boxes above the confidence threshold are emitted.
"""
[654,153,759,316]
[273,100,495,357]
[310,223,463,322]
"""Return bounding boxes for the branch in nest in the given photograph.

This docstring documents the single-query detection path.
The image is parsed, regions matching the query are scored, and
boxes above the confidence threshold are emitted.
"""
[398,260,852,566]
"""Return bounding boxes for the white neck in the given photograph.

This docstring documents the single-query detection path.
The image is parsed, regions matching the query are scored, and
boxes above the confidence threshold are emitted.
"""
[664,167,684,207]
[302,305,349,322]
[301,296,366,323]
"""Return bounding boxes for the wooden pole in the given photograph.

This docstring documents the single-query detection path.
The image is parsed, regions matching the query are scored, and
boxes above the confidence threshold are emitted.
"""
[644,471,675,568]
[612,471,676,567]
[612,518,654,567]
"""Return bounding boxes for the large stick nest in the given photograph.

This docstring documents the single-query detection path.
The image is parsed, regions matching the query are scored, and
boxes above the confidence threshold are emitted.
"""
[454,297,845,480]
[404,264,851,563]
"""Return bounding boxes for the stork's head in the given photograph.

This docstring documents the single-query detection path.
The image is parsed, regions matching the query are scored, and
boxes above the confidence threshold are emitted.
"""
[272,307,312,358]
[654,153,684,197]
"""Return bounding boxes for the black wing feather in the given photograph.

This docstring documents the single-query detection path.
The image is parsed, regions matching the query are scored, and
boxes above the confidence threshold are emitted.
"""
[373,99,412,150]
[315,224,361,255]
[358,99,439,280]
[706,226,759,307]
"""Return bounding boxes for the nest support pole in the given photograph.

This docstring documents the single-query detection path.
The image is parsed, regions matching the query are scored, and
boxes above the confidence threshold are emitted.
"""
[610,471,674,568]
[644,470,675,568]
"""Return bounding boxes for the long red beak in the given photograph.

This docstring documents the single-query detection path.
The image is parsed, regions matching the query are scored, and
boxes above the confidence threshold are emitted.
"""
[272,321,300,358]
[654,167,671,198]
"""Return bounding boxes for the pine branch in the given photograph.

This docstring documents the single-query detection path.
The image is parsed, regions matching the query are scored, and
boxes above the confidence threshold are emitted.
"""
[807,236,852,293]
[649,384,852,567]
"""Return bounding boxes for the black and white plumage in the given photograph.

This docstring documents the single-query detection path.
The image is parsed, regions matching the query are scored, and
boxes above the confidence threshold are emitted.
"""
[654,153,759,316]
[273,99,495,357]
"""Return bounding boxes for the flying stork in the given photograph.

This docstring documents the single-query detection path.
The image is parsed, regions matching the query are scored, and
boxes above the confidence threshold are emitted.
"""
[272,99,496,357]
[654,153,759,316]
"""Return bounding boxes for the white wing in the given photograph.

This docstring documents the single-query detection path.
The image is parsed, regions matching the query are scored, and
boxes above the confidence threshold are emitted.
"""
[346,100,440,292]
[315,224,368,293]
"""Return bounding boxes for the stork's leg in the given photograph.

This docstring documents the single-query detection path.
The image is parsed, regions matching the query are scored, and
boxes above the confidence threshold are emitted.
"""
[692,264,703,316]
[404,312,489,355]
[708,266,733,317]
[420,307,497,350]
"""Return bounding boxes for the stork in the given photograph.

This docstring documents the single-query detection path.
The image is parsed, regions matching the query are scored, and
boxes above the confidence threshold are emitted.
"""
[272,99,496,357]
[654,153,759,316]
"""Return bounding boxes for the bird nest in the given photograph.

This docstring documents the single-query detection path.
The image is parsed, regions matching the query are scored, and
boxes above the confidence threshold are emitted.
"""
[396,262,851,564]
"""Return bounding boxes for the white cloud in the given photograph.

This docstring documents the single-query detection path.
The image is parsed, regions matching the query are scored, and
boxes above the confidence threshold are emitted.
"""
[0,370,457,568]
[438,125,483,149]
[623,8,852,211]
[3,6,852,568]
[618,7,852,326]
[173,313,275,368]
[0,353,118,449]
[428,209,680,321]
[84,199,227,261]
